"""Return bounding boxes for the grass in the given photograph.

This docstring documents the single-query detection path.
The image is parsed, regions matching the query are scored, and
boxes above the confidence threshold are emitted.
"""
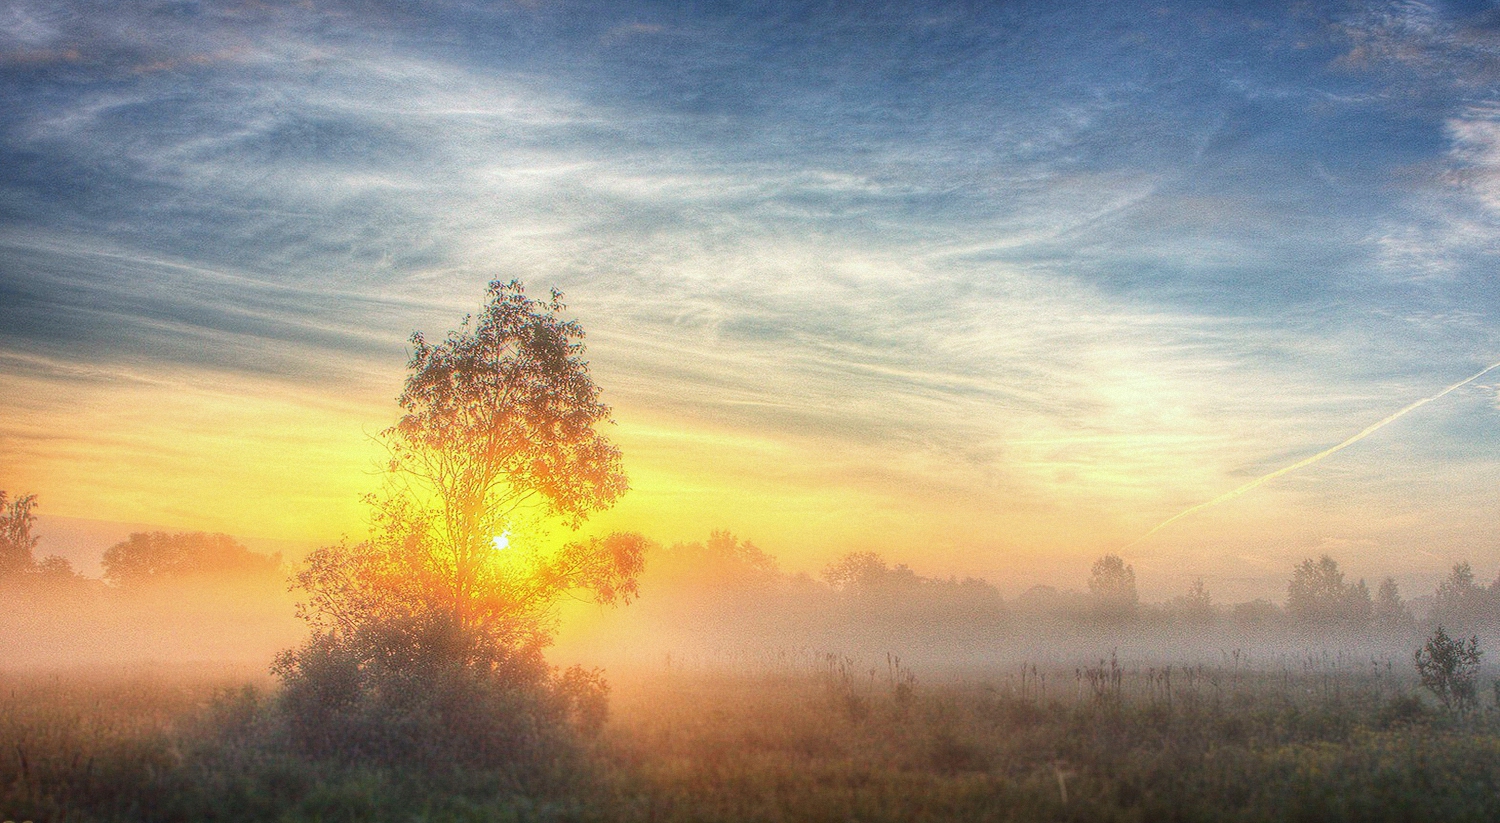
[596,658,1500,822]
[0,666,253,822]
[5,655,1500,821]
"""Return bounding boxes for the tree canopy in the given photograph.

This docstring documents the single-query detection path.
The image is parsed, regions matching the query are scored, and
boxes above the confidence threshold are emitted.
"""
[1430,561,1498,632]
[390,279,627,530]
[371,280,633,637]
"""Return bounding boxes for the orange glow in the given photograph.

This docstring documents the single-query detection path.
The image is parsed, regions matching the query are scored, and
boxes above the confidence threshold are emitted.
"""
[5,348,1497,604]
[0,359,390,541]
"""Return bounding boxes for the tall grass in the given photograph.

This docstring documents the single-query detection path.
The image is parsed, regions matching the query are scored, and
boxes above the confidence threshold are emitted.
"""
[5,653,1500,821]
[597,655,1500,821]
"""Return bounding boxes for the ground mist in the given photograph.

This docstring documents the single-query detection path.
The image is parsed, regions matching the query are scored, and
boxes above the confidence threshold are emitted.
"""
[6,648,1500,822]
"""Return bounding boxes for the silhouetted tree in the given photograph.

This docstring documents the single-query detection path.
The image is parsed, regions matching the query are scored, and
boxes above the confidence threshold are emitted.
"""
[1374,576,1414,632]
[1286,555,1371,629]
[823,551,919,594]
[33,554,79,581]
[822,551,882,591]
[0,490,39,577]
[0,492,84,587]
[1088,554,1138,619]
[661,530,778,590]
[275,280,644,769]
[1432,561,1494,632]
[102,531,279,585]
[1171,577,1215,623]
[1349,577,1374,625]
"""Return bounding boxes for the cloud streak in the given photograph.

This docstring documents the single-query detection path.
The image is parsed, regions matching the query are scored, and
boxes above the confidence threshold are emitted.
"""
[1125,358,1500,549]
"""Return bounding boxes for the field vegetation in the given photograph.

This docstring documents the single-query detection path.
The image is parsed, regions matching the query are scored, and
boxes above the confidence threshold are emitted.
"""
[7,650,1500,822]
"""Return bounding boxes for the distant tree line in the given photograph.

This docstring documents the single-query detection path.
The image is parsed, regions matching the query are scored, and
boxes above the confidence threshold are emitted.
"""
[102,531,280,585]
[0,489,282,590]
[1283,555,1413,631]
[631,537,1500,644]
[8,486,1500,641]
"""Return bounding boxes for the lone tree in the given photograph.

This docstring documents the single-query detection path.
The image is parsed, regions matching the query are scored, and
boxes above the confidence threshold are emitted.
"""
[275,280,646,769]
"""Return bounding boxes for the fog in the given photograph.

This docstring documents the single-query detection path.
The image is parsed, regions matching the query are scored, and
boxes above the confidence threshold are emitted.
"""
[7,526,1496,684]
[1,530,302,669]
[548,532,1479,680]
[3,582,299,669]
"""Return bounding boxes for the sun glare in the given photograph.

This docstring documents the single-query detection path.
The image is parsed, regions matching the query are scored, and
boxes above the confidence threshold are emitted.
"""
[492,530,510,551]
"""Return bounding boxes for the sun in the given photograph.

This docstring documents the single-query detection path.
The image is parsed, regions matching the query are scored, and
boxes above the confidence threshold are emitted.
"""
[492,529,510,551]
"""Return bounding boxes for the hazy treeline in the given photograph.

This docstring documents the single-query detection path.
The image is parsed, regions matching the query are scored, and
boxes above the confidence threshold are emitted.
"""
[7,488,1500,670]
[559,531,1500,671]
[1,492,284,588]
[1,492,298,667]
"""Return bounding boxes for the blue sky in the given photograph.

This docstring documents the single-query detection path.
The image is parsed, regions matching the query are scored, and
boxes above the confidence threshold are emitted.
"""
[3,0,1500,599]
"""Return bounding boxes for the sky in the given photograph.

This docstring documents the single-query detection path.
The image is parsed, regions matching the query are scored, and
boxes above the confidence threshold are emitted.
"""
[3,0,1500,601]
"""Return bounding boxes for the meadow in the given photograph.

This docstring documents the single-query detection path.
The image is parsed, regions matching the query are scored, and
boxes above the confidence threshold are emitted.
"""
[6,648,1500,823]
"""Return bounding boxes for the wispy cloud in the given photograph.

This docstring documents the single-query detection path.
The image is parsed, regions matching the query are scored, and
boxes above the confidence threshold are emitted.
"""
[3,1,1499,592]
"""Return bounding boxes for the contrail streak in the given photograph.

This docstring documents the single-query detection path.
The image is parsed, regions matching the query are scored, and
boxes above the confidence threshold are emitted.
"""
[1123,359,1500,550]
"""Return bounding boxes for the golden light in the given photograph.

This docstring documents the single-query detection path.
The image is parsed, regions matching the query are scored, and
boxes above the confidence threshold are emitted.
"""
[492,529,511,551]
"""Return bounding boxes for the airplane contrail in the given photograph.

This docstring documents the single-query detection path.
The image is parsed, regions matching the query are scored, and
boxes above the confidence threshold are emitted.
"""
[1123,359,1500,550]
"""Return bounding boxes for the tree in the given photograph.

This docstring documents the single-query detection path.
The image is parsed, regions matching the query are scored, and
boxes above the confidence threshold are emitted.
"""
[1415,626,1482,714]
[1171,577,1215,623]
[34,554,79,581]
[1088,554,1138,619]
[275,280,645,768]
[824,551,908,593]
[1286,555,1371,629]
[102,531,279,585]
[1348,577,1374,625]
[1432,561,1493,631]
[1374,576,1413,632]
[381,279,630,635]
[0,490,39,577]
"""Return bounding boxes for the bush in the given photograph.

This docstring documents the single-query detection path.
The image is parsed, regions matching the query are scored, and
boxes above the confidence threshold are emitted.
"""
[1414,625,1482,714]
[1376,693,1427,728]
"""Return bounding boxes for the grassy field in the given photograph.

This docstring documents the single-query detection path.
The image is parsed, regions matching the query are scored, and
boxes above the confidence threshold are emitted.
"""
[5,653,1500,822]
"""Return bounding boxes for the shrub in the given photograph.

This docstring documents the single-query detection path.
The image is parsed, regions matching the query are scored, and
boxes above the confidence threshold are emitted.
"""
[1414,626,1482,714]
